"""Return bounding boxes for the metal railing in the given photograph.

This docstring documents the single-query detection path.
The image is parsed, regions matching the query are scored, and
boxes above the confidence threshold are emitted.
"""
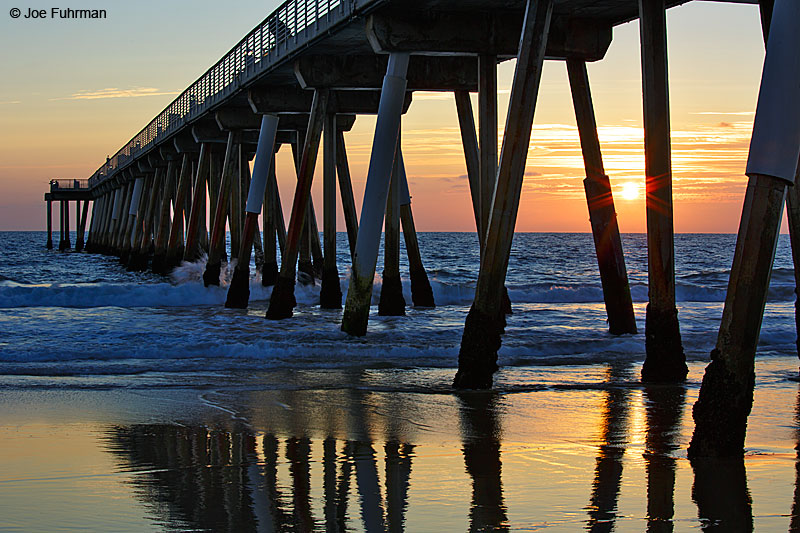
[87,0,352,189]
[51,179,90,190]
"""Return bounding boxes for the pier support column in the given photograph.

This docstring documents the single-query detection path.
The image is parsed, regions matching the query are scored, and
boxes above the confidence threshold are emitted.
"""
[183,148,210,264]
[165,153,194,269]
[398,154,435,308]
[152,161,177,274]
[639,0,688,381]
[261,154,280,287]
[266,89,330,319]
[689,0,800,457]
[567,59,637,335]
[226,114,279,309]
[74,200,81,249]
[64,200,71,249]
[204,132,240,287]
[291,137,316,285]
[46,200,53,249]
[106,189,122,255]
[121,178,144,265]
[129,169,162,271]
[85,198,98,252]
[229,144,244,260]
[378,141,406,316]
[336,130,359,260]
[479,54,498,243]
[454,0,553,389]
[113,184,133,254]
[454,91,482,232]
[341,53,410,335]
[320,113,343,309]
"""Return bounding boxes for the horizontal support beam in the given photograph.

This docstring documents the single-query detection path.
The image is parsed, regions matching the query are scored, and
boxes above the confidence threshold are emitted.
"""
[249,87,413,115]
[367,12,611,62]
[295,55,477,91]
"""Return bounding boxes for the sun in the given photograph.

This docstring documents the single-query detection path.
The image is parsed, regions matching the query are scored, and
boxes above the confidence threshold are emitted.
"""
[619,182,641,201]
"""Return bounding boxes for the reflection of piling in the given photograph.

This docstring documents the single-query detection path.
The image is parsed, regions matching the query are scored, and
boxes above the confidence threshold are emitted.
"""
[458,392,508,532]
[638,0,687,382]
[691,458,752,531]
[385,441,413,533]
[690,0,800,458]
[455,0,553,388]
[791,384,800,530]
[643,385,685,532]
[566,58,636,336]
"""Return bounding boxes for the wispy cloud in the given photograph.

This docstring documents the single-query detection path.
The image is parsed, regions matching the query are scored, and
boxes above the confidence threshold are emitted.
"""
[51,87,179,101]
[691,111,755,116]
[0,100,21,105]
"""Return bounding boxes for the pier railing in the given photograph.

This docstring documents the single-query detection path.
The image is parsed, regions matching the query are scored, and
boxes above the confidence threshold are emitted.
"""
[87,0,354,189]
[50,179,90,190]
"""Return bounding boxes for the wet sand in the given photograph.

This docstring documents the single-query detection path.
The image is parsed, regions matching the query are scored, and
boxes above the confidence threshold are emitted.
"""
[1,359,799,531]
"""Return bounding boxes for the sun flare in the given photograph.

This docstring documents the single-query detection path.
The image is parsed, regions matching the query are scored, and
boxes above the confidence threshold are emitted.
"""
[620,182,641,201]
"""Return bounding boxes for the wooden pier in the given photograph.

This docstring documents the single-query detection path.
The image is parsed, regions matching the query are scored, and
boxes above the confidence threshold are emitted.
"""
[44,0,800,457]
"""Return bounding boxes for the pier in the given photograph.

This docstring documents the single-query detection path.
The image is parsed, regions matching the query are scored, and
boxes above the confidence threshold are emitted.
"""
[43,0,800,458]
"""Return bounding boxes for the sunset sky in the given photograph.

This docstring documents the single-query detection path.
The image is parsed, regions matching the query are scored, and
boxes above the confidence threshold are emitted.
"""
[0,0,778,233]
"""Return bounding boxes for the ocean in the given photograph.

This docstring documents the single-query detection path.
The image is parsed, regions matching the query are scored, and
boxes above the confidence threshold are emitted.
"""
[1,231,799,531]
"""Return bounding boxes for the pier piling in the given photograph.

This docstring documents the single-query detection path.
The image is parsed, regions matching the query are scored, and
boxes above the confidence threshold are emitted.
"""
[341,53,409,335]
[454,0,553,389]
[689,0,800,457]
[261,155,280,287]
[639,0,688,381]
[226,114,279,309]
[320,113,343,309]
[378,141,406,316]
[151,160,177,274]
[46,200,53,249]
[398,153,435,308]
[204,132,240,287]
[335,130,359,260]
[266,89,330,319]
[567,58,637,335]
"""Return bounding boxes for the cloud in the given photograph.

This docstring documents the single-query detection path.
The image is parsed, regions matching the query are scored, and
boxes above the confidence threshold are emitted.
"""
[51,87,179,101]
[691,111,755,116]
[0,100,21,105]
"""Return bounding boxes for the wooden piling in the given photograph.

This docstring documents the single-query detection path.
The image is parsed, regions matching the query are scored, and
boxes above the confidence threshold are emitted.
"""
[454,91,482,232]
[690,0,800,457]
[109,185,128,254]
[121,178,145,265]
[151,161,177,273]
[262,154,280,287]
[566,58,637,335]
[341,53,410,335]
[398,153,436,308]
[479,54,498,243]
[165,153,194,269]
[85,197,98,252]
[689,174,787,457]
[320,113,343,309]
[184,147,211,263]
[204,132,239,287]
[378,143,406,316]
[335,130,359,260]
[226,114,279,309]
[129,169,162,271]
[639,0,688,381]
[229,144,244,260]
[64,200,71,249]
[454,0,553,389]
[46,200,53,249]
[266,89,330,319]
[292,137,316,285]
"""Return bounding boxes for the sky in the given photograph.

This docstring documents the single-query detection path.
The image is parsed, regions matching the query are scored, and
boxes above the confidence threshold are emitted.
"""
[0,0,777,233]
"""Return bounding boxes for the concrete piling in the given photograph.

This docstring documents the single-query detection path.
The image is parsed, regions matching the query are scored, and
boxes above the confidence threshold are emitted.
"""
[478,54,498,244]
[129,168,162,271]
[639,0,688,382]
[121,177,144,265]
[320,113,343,309]
[454,91,482,232]
[690,0,800,457]
[378,141,406,316]
[261,156,280,287]
[151,160,177,274]
[454,0,553,389]
[398,154,435,308]
[226,114,279,309]
[566,58,637,335]
[63,200,71,250]
[341,53,410,335]
[165,153,194,270]
[184,147,211,264]
[266,89,330,319]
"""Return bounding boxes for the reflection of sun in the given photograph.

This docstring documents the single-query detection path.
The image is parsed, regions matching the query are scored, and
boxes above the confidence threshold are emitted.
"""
[620,182,640,201]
